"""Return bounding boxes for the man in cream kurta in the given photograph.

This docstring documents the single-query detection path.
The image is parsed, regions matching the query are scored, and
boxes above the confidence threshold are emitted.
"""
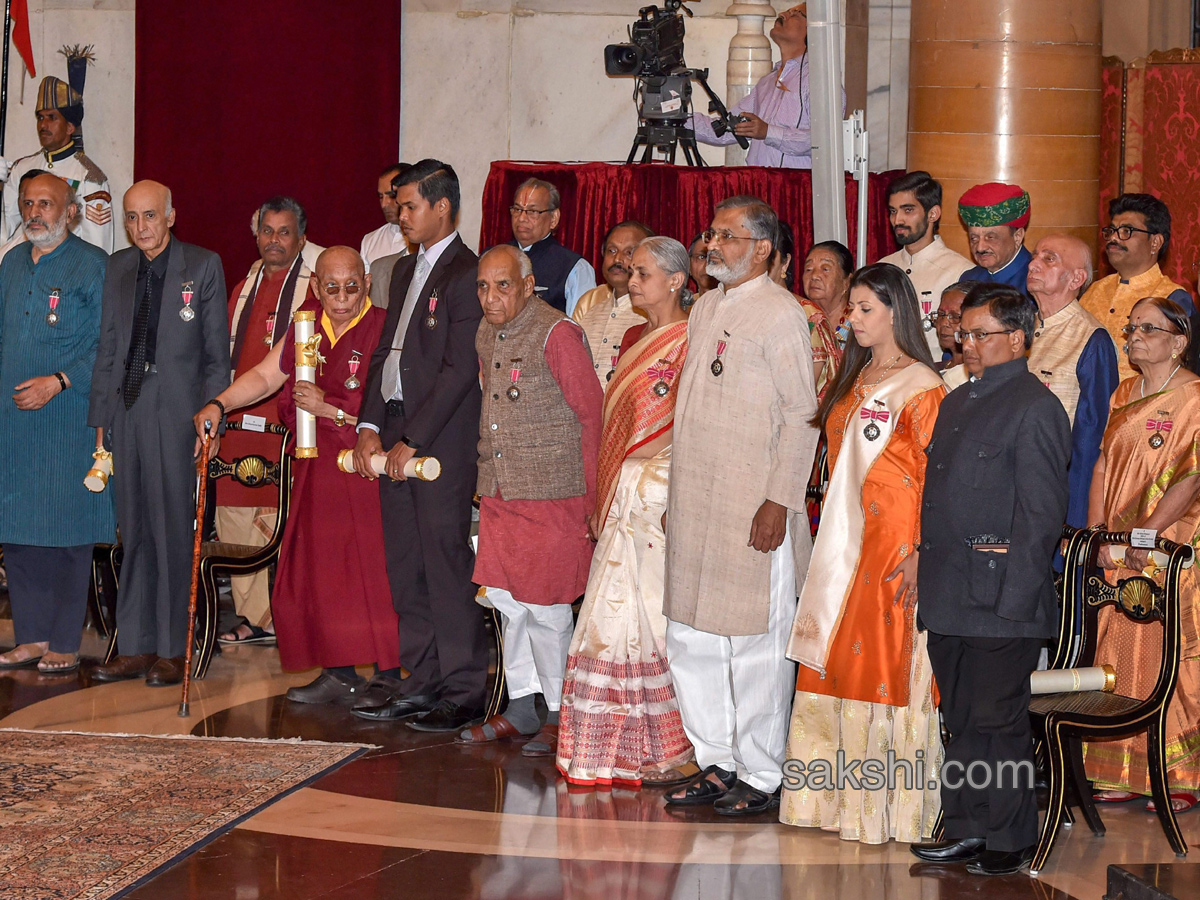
[664,196,819,815]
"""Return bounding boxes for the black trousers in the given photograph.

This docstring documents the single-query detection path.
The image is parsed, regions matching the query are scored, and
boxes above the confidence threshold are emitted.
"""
[3,543,92,653]
[379,413,487,708]
[926,631,1043,852]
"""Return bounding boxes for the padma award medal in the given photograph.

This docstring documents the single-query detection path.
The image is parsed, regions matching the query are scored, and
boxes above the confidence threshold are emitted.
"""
[711,338,727,377]
[345,351,362,390]
[606,355,617,382]
[180,281,195,322]
[425,290,439,330]
[860,405,890,442]
[46,289,61,326]
[264,313,277,347]
[648,357,677,397]
[507,358,522,401]
[1147,416,1172,449]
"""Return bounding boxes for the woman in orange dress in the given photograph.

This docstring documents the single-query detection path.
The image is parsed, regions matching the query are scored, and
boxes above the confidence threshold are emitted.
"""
[1085,296,1200,814]
[780,262,945,844]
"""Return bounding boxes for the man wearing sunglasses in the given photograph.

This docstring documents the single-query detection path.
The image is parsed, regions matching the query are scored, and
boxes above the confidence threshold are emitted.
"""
[1081,193,1195,379]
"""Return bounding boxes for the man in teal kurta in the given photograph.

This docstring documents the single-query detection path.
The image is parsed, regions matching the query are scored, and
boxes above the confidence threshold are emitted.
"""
[0,172,113,673]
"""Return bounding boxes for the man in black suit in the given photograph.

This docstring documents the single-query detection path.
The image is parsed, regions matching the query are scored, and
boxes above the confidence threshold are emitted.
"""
[350,159,487,732]
[910,283,1071,876]
[89,180,230,686]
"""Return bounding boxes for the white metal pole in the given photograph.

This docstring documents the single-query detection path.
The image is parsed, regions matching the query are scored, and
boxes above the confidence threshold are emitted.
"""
[807,0,846,244]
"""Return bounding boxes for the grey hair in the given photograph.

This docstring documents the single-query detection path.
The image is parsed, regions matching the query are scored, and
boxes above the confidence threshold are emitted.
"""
[715,194,779,251]
[637,236,695,309]
[483,244,535,280]
[164,188,173,216]
[941,279,975,299]
[1077,243,1095,297]
[257,195,307,235]
[515,177,561,211]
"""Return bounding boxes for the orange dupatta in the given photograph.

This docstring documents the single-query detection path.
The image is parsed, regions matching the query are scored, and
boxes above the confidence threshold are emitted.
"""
[595,321,689,523]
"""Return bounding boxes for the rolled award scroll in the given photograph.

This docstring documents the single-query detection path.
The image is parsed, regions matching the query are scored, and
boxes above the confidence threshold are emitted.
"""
[84,449,114,493]
[1030,665,1117,695]
[293,311,320,458]
[336,449,442,482]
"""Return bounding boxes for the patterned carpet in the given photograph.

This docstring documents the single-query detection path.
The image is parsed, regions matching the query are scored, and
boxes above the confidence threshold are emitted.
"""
[0,728,369,899]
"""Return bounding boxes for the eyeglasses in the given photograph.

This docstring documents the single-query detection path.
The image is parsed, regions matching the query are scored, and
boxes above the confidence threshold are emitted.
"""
[931,310,961,324]
[322,283,362,297]
[510,205,554,219]
[1102,225,1155,241]
[702,229,758,245]
[1121,322,1181,337]
[954,328,1014,344]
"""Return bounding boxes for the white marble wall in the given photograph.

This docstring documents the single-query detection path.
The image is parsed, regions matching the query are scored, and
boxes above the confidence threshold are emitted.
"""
[865,0,909,172]
[3,1,135,249]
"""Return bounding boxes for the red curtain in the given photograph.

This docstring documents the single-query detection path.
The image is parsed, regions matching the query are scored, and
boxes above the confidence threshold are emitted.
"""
[135,2,401,277]
[1097,60,1125,280]
[481,162,903,286]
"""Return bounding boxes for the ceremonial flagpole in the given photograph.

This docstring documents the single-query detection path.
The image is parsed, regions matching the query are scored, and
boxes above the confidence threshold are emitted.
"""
[1,0,12,155]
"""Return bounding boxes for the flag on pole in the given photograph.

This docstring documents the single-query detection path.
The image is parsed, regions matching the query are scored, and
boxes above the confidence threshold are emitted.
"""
[12,0,35,77]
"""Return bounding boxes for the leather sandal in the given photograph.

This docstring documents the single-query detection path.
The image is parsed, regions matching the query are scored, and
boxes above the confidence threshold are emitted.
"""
[1094,789,1140,803]
[713,780,781,817]
[456,713,525,744]
[1147,792,1199,814]
[642,761,701,788]
[664,765,737,806]
[520,724,559,757]
[37,652,80,675]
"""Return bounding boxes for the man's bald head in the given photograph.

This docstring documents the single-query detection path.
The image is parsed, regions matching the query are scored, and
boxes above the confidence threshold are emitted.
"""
[311,245,370,324]
[1026,233,1094,317]
[478,245,536,325]
[22,173,77,251]
[123,180,176,259]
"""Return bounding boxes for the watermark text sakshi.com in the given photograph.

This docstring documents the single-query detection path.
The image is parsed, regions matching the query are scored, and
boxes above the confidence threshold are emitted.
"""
[781,750,1034,792]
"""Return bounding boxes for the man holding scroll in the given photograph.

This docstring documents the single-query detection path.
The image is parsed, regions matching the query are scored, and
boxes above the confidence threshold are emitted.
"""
[351,159,487,732]
[195,247,398,704]
[0,173,114,674]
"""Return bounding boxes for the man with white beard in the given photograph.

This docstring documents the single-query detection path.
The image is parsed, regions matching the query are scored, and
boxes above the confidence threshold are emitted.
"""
[0,172,115,673]
[663,195,819,816]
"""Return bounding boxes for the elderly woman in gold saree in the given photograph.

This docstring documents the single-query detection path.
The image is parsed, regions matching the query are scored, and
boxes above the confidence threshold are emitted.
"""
[556,237,696,788]
[1085,296,1200,814]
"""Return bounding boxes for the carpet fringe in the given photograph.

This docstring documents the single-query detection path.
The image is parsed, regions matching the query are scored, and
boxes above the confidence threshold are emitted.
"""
[0,727,378,750]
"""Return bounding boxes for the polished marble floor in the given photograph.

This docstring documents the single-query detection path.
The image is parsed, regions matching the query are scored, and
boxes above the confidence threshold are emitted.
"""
[2,620,1198,899]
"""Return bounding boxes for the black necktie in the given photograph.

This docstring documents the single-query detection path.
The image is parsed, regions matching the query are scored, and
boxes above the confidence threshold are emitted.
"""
[123,272,153,409]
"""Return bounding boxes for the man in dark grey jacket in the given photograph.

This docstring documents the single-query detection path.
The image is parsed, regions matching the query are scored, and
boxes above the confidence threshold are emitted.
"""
[88,180,229,687]
[911,283,1071,876]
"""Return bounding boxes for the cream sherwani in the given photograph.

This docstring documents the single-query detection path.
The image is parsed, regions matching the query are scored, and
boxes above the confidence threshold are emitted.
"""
[880,236,973,360]
[665,272,820,792]
[572,284,646,387]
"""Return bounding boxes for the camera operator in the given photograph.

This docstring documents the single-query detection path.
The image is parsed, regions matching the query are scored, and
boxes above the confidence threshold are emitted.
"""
[690,4,841,168]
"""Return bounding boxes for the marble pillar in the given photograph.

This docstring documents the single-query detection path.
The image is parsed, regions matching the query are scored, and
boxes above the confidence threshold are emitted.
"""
[723,2,777,166]
[907,0,1102,257]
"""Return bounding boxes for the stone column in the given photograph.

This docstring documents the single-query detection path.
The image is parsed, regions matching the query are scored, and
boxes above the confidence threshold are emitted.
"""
[723,2,778,166]
[907,0,1102,257]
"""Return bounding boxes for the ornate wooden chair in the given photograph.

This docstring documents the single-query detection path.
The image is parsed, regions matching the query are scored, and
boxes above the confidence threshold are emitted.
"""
[1028,528,1193,876]
[104,421,292,678]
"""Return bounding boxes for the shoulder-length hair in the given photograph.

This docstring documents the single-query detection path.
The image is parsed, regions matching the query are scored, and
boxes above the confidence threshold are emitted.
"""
[811,263,936,432]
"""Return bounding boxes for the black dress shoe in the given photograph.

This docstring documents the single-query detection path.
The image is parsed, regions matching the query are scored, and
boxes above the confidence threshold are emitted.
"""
[350,675,408,711]
[966,846,1035,876]
[909,837,987,863]
[351,691,439,721]
[145,656,185,687]
[406,700,484,733]
[287,671,365,705]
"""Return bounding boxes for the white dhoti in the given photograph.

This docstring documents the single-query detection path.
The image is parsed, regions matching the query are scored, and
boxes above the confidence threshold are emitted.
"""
[485,586,575,711]
[665,529,797,792]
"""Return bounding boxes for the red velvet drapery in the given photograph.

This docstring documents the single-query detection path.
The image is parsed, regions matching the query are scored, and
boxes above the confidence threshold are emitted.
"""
[135,2,401,276]
[480,162,903,286]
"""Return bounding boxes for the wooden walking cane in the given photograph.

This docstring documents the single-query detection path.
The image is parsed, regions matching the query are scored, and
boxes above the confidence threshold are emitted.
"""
[179,426,213,717]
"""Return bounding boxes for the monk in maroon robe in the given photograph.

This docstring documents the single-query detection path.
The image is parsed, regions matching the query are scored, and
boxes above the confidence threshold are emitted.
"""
[196,246,399,704]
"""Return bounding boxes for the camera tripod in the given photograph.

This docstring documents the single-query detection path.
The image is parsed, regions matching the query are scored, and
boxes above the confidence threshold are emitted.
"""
[625,67,746,167]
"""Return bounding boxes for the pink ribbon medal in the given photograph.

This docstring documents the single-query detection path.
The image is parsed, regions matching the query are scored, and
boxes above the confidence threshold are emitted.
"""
[920,292,934,330]
[507,357,523,401]
[426,289,439,330]
[346,350,362,390]
[860,402,890,441]
[264,312,277,347]
[46,289,61,325]
[711,333,729,377]
[648,358,677,397]
[1147,415,1173,449]
[607,354,618,382]
[180,281,195,321]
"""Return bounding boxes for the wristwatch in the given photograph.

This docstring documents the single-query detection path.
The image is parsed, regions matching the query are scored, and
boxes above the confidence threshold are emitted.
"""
[334,408,346,427]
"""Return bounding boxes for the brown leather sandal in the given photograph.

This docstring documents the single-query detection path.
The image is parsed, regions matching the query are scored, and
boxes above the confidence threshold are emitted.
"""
[456,714,524,744]
[520,724,559,757]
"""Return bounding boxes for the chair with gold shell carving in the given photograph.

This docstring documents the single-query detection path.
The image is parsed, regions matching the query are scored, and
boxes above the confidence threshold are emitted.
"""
[102,421,293,679]
[1028,527,1194,876]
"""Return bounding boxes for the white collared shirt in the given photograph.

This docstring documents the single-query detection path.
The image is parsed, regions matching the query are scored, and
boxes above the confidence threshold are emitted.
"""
[360,223,409,274]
